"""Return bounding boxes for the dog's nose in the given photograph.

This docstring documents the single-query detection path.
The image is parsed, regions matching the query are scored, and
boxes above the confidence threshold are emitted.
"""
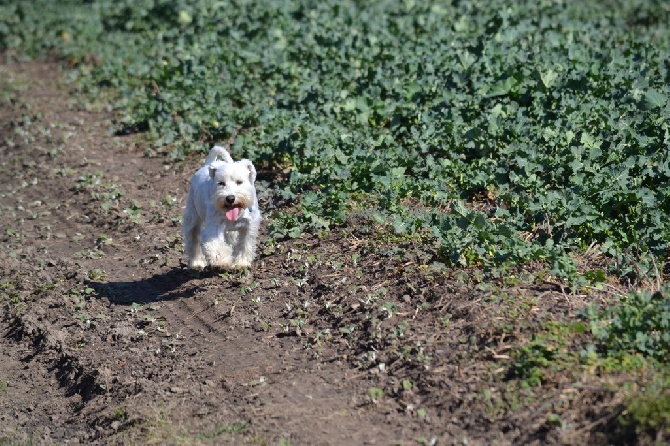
[225,195,236,204]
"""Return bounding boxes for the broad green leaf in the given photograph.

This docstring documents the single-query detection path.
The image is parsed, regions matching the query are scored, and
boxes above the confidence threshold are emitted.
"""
[484,77,516,98]
[540,69,559,88]
[643,89,668,109]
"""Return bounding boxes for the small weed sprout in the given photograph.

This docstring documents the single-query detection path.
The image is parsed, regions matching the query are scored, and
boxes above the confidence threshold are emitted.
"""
[88,268,107,281]
[241,281,258,296]
[381,302,398,318]
[368,387,383,404]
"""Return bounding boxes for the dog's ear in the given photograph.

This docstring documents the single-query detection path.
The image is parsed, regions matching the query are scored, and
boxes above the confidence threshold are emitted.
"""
[209,166,217,180]
[242,159,256,184]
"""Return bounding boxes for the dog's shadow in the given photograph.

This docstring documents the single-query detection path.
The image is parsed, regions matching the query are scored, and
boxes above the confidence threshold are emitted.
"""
[88,267,217,306]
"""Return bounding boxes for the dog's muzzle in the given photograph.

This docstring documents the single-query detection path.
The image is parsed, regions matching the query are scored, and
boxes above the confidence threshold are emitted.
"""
[223,195,241,221]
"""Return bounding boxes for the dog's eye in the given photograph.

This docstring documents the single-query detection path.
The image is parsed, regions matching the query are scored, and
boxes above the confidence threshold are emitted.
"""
[218,181,225,186]
[236,180,243,185]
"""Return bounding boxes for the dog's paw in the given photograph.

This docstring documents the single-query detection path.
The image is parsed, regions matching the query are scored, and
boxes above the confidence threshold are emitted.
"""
[188,258,207,269]
[209,259,234,270]
[233,259,252,269]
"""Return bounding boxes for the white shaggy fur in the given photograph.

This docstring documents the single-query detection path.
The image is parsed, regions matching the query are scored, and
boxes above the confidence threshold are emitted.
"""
[182,146,261,269]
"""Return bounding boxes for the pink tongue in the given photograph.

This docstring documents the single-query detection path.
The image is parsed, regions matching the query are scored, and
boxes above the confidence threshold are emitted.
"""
[225,207,240,221]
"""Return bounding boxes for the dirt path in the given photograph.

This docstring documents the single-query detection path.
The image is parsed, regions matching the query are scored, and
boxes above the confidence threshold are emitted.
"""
[0,60,436,445]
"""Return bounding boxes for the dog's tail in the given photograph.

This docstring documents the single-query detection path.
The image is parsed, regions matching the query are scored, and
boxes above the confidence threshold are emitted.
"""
[205,146,234,165]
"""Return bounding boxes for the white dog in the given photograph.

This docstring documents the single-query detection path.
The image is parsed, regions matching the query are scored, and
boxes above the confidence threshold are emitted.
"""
[182,146,261,269]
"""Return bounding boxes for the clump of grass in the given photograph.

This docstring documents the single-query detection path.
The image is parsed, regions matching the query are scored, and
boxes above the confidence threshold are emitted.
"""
[616,384,670,444]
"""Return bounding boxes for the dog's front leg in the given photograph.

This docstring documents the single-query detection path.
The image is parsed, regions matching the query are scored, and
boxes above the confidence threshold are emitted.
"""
[201,217,233,269]
[232,226,255,268]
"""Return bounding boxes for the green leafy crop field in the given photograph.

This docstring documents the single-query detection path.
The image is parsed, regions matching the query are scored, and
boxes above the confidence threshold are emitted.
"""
[3,2,670,443]
[2,0,669,282]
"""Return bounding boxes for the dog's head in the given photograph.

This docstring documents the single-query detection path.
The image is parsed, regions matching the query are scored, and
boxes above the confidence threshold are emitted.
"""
[209,159,257,221]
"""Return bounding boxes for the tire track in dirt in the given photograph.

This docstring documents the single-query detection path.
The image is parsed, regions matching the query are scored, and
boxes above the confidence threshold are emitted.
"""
[0,324,95,444]
[165,293,229,339]
[0,62,164,440]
